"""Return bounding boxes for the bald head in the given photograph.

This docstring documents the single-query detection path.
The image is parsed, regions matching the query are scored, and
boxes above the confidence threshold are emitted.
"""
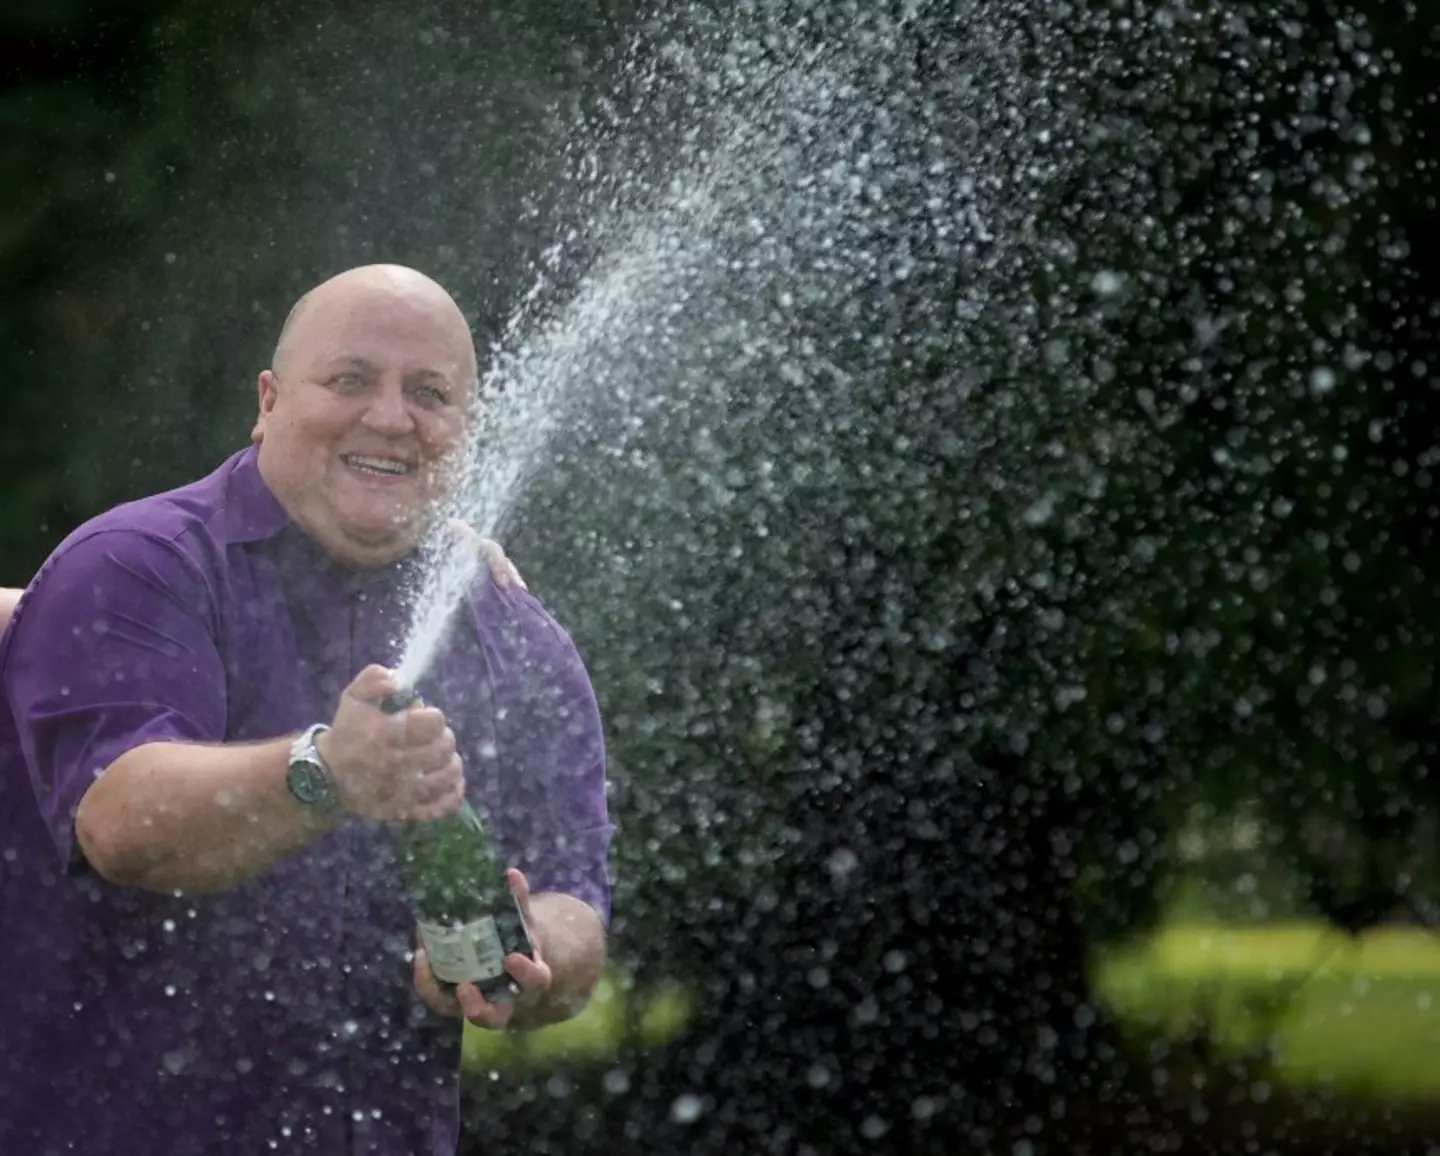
[251,263,477,569]
[272,264,477,385]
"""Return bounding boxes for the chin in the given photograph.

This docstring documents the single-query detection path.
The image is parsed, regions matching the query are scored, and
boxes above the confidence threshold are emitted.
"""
[330,526,415,567]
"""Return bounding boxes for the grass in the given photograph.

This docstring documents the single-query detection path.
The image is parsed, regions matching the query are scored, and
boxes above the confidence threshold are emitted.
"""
[459,919,1440,1100]
[1094,922,1440,1098]
[461,970,696,1075]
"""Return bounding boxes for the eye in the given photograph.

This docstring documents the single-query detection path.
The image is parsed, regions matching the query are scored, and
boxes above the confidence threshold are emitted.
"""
[328,372,367,392]
[412,384,449,405]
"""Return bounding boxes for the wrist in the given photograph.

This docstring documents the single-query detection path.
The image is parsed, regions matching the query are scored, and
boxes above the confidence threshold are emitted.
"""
[312,728,347,818]
[286,723,344,820]
[313,728,334,778]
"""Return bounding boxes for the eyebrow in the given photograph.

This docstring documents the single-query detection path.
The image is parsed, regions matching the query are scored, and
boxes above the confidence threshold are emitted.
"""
[324,356,381,375]
[321,357,457,386]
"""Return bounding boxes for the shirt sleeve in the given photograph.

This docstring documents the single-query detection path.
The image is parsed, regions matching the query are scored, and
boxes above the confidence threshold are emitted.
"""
[487,592,615,927]
[2,529,228,869]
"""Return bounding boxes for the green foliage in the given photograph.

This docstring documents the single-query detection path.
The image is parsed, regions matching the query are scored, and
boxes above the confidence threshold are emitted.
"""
[0,0,635,578]
[0,0,307,573]
[460,968,694,1075]
[1097,921,1440,1098]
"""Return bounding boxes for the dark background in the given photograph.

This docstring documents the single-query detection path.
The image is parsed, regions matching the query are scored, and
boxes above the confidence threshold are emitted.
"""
[6,2,1440,1154]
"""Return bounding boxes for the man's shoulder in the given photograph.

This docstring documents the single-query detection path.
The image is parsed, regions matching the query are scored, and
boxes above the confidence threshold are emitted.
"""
[49,453,244,571]
[13,456,252,628]
[467,575,583,664]
[458,577,599,721]
[2,459,251,666]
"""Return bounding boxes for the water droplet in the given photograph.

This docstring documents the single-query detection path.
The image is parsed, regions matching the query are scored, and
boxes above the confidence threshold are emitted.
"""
[670,1093,705,1124]
[1090,270,1123,296]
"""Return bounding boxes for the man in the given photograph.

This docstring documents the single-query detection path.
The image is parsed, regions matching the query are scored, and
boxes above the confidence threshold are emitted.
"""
[0,265,614,1154]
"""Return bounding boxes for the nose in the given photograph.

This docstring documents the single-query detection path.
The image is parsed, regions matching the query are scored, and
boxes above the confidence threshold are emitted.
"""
[361,382,415,437]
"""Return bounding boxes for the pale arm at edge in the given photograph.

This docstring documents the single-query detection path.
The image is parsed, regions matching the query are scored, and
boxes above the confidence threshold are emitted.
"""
[0,587,21,633]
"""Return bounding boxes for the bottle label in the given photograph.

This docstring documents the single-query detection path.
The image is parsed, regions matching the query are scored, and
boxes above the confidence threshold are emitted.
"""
[419,916,508,985]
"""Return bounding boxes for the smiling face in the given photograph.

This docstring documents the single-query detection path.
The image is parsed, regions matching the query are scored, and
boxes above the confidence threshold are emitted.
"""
[251,266,477,569]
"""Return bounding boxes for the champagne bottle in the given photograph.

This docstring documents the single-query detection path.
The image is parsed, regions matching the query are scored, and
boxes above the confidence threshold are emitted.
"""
[381,688,533,1002]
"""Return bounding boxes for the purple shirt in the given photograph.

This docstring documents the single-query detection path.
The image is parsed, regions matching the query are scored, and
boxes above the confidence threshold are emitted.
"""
[0,446,613,1155]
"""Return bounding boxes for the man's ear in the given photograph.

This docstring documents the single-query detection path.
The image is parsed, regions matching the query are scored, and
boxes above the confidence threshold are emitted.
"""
[252,370,279,444]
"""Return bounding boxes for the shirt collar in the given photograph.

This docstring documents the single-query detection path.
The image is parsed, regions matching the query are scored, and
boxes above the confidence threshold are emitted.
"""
[223,444,293,544]
[223,444,424,597]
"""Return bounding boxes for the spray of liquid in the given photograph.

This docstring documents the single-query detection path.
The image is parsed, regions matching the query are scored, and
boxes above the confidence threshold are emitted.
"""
[391,215,724,689]
[387,0,1102,689]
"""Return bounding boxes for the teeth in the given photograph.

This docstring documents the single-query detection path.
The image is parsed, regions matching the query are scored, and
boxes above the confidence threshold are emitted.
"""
[346,455,410,476]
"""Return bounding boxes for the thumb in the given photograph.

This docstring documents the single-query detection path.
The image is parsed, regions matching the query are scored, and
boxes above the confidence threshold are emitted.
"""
[347,664,399,705]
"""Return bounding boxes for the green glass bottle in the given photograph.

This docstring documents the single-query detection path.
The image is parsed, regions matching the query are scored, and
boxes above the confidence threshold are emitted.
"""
[381,689,533,1002]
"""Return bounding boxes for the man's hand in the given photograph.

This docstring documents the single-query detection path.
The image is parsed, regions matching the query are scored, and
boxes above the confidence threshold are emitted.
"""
[413,868,553,1030]
[452,521,528,592]
[317,666,464,822]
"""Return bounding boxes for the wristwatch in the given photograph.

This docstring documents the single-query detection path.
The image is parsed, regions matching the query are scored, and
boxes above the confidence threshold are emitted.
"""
[286,723,340,813]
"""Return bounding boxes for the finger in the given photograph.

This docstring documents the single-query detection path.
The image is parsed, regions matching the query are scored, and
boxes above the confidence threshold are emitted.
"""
[504,952,552,995]
[478,537,528,591]
[507,866,530,907]
[404,774,465,822]
[506,868,545,966]
[444,519,502,583]
[399,707,448,744]
[418,726,459,764]
[446,517,481,550]
[348,664,399,704]
[410,760,463,807]
[414,948,464,1018]
[410,748,463,790]
[507,867,535,927]
[449,518,526,591]
[456,982,514,1031]
[399,737,459,782]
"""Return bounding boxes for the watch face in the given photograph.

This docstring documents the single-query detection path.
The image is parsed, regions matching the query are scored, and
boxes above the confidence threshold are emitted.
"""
[288,760,333,808]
